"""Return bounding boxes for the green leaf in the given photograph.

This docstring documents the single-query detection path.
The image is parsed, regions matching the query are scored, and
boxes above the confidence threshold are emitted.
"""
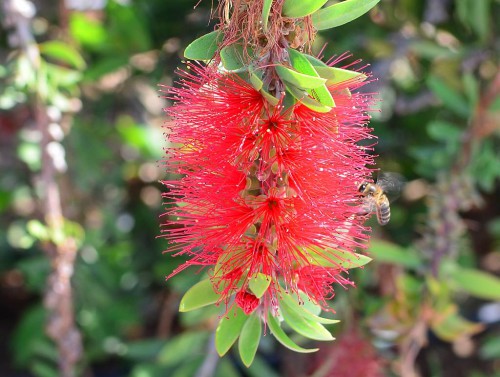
[179,278,220,312]
[281,293,339,324]
[215,306,248,356]
[430,304,483,342]
[262,0,273,32]
[238,314,262,367]
[249,71,264,91]
[426,75,470,118]
[280,298,334,341]
[157,331,209,366]
[314,66,365,86]
[463,72,479,106]
[287,49,335,108]
[260,88,280,106]
[248,273,271,298]
[275,65,326,89]
[303,53,328,67]
[39,41,86,70]
[287,85,332,113]
[427,121,462,142]
[184,31,222,60]
[309,85,335,108]
[480,336,500,360]
[220,44,249,71]
[282,0,329,18]
[302,245,372,269]
[368,240,423,269]
[312,0,380,30]
[450,267,500,300]
[267,315,319,353]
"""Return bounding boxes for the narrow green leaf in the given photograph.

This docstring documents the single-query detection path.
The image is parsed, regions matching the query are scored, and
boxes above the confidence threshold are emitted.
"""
[184,31,222,60]
[179,278,220,312]
[450,267,500,300]
[309,84,335,107]
[267,315,319,353]
[302,53,328,67]
[288,49,320,78]
[281,293,339,324]
[262,0,273,32]
[280,299,334,341]
[249,71,264,91]
[282,0,329,18]
[39,41,86,70]
[463,72,479,107]
[248,273,271,298]
[238,314,262,367]
[426,75,470,118]
[314,66,365,86]
[302,245,372,269]
[275,65,327,89]
[312,0,380,30]
[287,49,335,107]
[215,306,248,356]
[260,88,280,106]
[368,240,423,269]
[287,85,332,113]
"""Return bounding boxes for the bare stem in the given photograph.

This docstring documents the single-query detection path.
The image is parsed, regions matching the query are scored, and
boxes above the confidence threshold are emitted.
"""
[2,1,83,376]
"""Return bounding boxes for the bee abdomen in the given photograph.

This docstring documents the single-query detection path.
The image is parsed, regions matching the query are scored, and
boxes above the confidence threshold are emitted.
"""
[376,200,391,226]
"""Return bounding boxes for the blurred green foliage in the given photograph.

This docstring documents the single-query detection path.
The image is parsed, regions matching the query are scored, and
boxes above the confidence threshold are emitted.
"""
[0,0,499,376]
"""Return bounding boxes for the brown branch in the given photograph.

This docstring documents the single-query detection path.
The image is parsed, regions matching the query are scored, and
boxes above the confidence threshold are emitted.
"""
[2,2,83,376]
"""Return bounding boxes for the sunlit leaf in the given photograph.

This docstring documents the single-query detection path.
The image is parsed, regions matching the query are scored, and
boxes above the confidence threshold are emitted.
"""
[184,31,222,60]
[275,65,326,89]
[430,304,483,342]
[280,299,334,341]
[302,245,372,269]
[314,66,365,86]
[281,293,339,324]
[282,0,329,18]
[368,240,423,269]
[248,273,271,298]
[450,267,500,300]
[249,71,264,91]
[179,278,220,312]
[312,0,380,30]
[215,306,248,356]
[287,85,332,113]
[267,315,319,353]
[39,41,86,70]
[238,314,262,367]
[302,53,328,67]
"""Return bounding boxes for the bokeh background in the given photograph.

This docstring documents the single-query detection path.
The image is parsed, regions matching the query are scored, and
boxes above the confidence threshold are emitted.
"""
[0,0,499,376]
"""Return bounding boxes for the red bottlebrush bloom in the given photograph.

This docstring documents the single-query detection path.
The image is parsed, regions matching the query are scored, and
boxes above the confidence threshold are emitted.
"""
[294,265,355,310]
[162,58,375,314]
[235,290,260,315]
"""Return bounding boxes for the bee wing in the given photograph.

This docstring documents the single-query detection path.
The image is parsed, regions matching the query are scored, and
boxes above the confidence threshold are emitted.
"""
[376,172,406,202]
[358,197,377,215]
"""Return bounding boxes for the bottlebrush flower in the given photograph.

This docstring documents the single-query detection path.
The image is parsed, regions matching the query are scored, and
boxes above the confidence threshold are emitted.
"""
[161,59,375,315]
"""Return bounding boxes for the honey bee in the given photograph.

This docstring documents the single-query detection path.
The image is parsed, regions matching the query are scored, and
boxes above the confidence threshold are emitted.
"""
[358,173,404,226]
